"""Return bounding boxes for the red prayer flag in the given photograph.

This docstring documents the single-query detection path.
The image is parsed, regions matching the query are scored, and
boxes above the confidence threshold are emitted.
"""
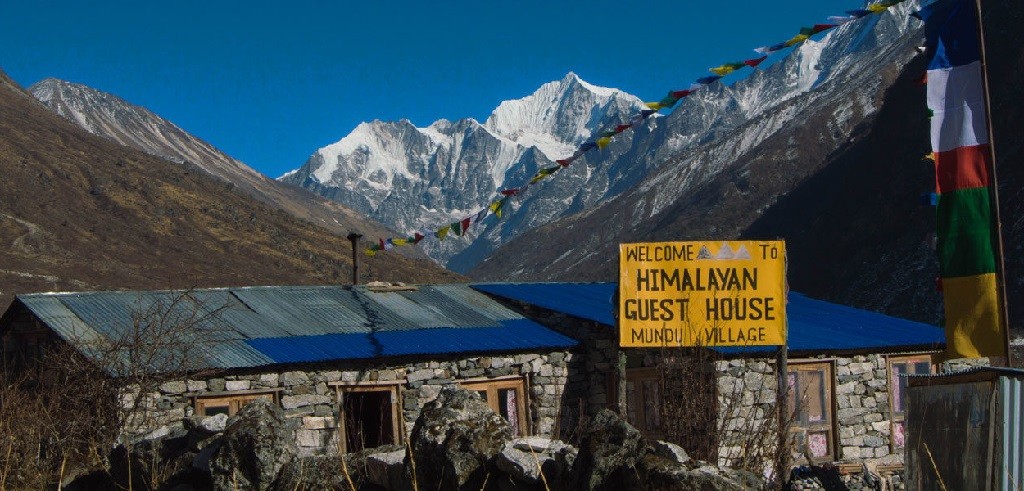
[461,217,471,232]
[671,90,691,99]
[744,55,768,67]
[811,24,837,34]
[413,232,425,244]
[500,189,520,197]
[615,124,632,133]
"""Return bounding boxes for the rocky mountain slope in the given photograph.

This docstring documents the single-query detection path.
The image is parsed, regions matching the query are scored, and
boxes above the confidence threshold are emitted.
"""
[28,78,426,259]
[0,69,458,309]
[472,0,1024,329]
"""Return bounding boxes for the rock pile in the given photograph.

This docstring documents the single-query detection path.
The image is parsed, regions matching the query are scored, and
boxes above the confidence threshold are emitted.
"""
[67,387,766,490]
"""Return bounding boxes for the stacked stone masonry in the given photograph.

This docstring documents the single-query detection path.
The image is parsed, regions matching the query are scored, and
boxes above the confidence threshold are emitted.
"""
[131,351,572,456]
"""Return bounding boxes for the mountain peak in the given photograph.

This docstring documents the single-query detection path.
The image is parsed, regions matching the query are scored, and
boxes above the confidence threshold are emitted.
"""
[482,73,644,159]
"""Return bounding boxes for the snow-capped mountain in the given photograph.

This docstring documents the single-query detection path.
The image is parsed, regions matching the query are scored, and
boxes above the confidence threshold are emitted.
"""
[282,4,923,274]
[471,2,954,322]
[280,72,645,269]
[29,78,424,256]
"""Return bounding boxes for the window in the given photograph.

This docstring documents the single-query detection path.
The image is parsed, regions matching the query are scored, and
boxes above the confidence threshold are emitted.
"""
[460,378,528,436]
[888,355,933,448]
[787,362,835,461]
[195,391,277,417]
[625,368,662,438]
[336,384,401,453]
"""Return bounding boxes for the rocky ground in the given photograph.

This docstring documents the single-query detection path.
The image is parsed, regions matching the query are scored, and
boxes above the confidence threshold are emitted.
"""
[63,386,766,490]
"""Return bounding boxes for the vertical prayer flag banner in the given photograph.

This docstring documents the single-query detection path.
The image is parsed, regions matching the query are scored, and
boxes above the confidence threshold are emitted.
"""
[618,240,787,348]
[919,0,1006,359]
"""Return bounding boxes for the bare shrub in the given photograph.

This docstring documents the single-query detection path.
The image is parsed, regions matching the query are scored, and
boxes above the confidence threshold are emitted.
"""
[658,345,798,489]
[0,289,231,488]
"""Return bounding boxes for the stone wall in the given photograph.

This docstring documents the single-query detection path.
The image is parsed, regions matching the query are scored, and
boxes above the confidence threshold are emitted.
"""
[711,353,928,467]
[130,350,571,456]
[412,298,934,468]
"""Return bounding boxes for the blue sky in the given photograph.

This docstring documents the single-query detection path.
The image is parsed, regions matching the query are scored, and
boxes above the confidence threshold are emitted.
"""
[2,0,862,179]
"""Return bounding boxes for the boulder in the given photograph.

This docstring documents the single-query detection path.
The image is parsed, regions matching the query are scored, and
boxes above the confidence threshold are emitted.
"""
[270,455,347,490]
[365,446,410,490]
[635,456,762,490]
[567,409,649,490]
[199,413,229,433]
[210,399,297,490]
[650,440,689,465]
[409,386,513,490]
[495,436,576,487]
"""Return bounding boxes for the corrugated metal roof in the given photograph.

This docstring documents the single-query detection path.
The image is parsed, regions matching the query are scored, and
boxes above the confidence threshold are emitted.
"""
[247,319,575,363]
[11,284,577,371]
[471,282,945,354]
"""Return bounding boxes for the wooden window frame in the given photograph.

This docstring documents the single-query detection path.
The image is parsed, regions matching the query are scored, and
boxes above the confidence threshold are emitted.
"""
[886,354,934,450]
[459,377,530,437]
[608,367,664,439]
[787,361,837,462]
[334,382,403,454]
[193,390,279,417]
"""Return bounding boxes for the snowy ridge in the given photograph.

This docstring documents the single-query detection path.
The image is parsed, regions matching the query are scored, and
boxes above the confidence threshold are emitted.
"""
[30,78,259,182]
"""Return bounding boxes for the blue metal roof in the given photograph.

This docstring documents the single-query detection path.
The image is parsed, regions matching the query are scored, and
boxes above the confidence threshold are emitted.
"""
[471,282,945,354]
[10,284,577,371]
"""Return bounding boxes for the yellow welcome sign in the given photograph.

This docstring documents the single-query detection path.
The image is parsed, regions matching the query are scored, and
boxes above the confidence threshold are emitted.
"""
[618,240,787,348]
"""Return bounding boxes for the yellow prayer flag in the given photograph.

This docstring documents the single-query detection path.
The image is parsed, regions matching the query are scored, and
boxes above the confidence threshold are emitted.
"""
[597,136,612,149]
[785,34,809,46]
[364,249,377,257]
[489,199,505,218]
[867,3,888,12]
[942,273,1006,359]
[645,102,663,110]
[436,226,450,241]
[710,66,736,76]
[391,239,408,246]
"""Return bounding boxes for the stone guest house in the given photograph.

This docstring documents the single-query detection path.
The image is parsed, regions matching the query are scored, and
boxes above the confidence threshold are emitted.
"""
[2,281,944,468]
[473,282,945,466]
[0,284,577,456]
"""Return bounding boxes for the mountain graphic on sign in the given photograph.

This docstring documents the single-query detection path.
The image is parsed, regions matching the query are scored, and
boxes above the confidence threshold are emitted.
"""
[733,245,752,260]
[697,246,713,260]
[715,244,736,260]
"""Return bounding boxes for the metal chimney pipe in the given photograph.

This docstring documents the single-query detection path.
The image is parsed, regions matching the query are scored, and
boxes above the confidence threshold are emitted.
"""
[346,232,363,285]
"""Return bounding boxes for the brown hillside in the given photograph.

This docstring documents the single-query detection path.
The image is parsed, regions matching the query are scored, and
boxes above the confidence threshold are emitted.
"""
[0,69,460,308]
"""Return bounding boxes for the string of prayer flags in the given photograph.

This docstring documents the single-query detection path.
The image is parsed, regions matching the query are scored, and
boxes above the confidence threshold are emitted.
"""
[367,0,913,259]
[916,0,1006,359]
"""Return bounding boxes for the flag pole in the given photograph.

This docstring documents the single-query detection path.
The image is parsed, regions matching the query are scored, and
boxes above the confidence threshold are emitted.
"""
[971,0,1012,366]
